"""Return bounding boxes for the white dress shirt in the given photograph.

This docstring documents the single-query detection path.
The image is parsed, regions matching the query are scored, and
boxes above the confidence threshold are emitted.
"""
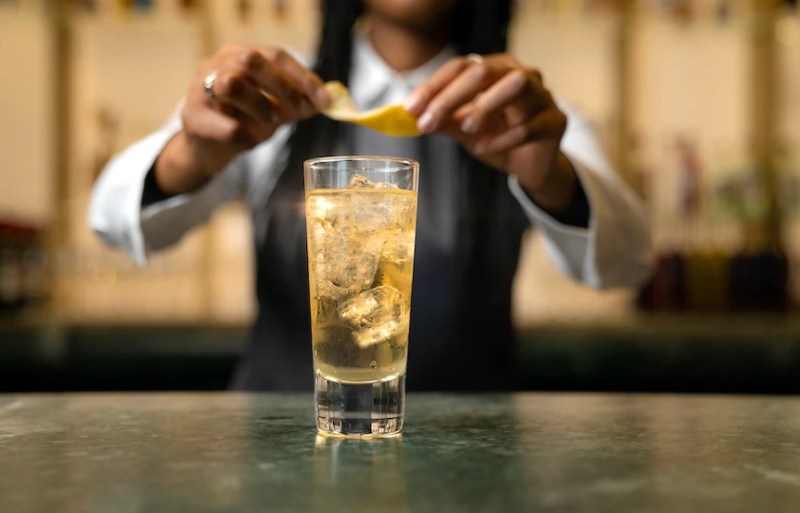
[89,36,652,289]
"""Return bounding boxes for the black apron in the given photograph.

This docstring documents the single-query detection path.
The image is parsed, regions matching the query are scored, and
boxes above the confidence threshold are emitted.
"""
[230,125,529,391]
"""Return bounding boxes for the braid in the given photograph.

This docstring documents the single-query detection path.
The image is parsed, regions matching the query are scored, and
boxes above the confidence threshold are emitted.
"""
[452,0,513,55]
[282,0,362,171]
[314,0,363,82]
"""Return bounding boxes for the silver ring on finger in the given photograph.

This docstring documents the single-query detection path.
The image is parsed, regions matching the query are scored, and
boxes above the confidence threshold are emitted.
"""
[203,71,219,102]
[466,53,484,65]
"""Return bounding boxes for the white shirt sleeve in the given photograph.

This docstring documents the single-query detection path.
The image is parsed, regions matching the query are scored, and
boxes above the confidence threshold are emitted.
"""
[508,100,653,289]
[88,110,292,266]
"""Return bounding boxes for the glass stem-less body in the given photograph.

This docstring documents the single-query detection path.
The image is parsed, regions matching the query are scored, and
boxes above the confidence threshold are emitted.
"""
[307,188,416,383]
[305,157,418,438]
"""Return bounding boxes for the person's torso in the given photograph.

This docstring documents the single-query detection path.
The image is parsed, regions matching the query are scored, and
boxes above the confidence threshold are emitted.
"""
[231,43,529,391]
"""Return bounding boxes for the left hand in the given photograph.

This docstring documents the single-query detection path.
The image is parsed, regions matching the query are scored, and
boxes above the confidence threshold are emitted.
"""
[405,54,574,207]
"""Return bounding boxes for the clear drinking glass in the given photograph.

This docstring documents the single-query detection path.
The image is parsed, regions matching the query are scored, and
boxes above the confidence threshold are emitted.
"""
[304,156,419,438]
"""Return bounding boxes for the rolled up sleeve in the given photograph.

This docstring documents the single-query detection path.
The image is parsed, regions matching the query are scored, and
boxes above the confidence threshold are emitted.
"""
[508,100,653,289]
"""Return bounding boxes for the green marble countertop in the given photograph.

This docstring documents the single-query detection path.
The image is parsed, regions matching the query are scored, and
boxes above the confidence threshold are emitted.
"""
[2,393,800,512]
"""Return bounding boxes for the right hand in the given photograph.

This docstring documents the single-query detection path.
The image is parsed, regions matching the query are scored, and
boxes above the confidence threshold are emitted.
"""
[156,45,330,194]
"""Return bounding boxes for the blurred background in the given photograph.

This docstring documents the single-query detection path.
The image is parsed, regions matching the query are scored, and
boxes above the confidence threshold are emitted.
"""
[3,0,800,393]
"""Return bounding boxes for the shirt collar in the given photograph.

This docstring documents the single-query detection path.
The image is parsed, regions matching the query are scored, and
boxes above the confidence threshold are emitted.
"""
[350,33,457,110]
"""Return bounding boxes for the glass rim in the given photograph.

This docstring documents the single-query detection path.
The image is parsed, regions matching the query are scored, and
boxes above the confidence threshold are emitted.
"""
[304,155,419,169]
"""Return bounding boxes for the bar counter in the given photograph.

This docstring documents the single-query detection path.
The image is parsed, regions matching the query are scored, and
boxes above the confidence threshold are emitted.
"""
[2,393,800,512]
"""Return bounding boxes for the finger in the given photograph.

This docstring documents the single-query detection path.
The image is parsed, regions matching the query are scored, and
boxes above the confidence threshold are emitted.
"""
[434,104,507,148]
[417,60,499,134]
[474,108,567,156]
[460,69,548,134]
[210,70,280,124]
[404,57,472,116]
[258,47,330,109]
[185,106,250,145]
[226,49,314,118]
[186,105,275,149]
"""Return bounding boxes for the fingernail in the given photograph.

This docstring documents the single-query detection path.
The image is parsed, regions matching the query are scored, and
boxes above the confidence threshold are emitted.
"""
[418,111,436,133]
[461,116,477,134]
[405,94,424,115]
[315,88,330,108]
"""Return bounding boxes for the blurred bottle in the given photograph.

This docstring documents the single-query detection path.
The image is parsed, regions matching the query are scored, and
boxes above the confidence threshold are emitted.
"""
[133,0,153,11]
[683,248,729,312]
[0,223,23,311]
[93,107,120,180]
[637,251,686,312]
[237,0,252,24]
[0,220,48,313]
[72,0,97,12]
[729,222,791,312]
[272,0,287,20]
[678,137,732,313]
[20,225,48,307]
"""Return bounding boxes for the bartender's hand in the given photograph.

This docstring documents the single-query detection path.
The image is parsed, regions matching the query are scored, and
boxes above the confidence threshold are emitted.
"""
[405,54,577,211]
[155,45,330,195]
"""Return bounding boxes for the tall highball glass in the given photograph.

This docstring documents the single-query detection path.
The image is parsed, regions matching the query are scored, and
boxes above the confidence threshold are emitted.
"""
[304,156,419,438]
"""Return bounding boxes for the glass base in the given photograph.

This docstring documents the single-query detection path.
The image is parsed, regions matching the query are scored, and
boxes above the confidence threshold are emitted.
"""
[314,373,405,438]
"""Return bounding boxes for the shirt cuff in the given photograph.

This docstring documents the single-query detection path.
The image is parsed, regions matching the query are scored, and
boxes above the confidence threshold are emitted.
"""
[507,174,592,239]
[128,129,181,265]
[89,125,181,267]
[508,172,596,282]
